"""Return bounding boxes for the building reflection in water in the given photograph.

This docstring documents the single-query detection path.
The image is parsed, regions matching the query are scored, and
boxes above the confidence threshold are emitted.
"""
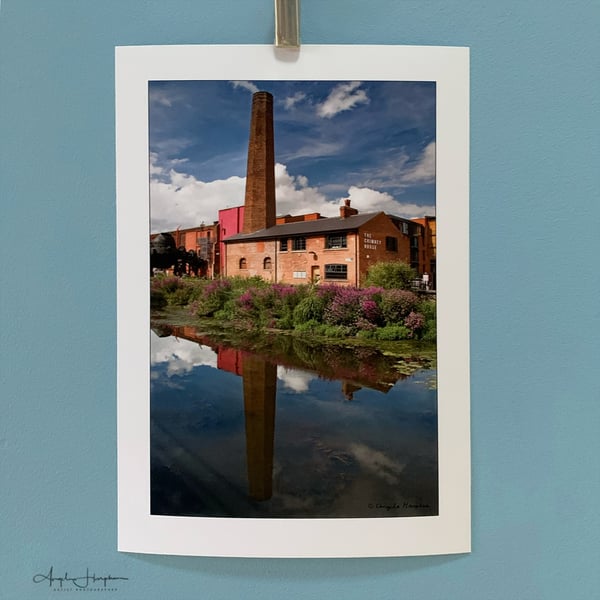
[152,324,408,504]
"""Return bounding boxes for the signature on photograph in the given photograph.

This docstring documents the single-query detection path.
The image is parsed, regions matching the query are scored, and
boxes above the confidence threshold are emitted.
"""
[32,567,129,590]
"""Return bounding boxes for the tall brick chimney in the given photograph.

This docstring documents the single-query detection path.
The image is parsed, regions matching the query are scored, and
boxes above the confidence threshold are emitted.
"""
[340,198,358,219]
[243,91,276,233]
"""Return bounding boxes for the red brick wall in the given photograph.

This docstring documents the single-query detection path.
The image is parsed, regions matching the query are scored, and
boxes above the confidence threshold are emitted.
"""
[225,239,277,281]
[356,213,413,282]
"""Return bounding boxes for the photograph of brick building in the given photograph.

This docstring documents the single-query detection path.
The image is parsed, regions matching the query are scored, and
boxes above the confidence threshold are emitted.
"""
[149,79,437,288]
[147,78,441,520]
[220,89,435,287]
[224,201,431,287]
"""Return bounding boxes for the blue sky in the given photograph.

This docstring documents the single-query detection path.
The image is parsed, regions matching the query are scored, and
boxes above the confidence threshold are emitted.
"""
[149,80,435,232]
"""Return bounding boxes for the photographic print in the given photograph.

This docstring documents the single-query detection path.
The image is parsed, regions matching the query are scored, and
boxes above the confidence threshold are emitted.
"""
[117,45,469,557]
[149,79,437,519]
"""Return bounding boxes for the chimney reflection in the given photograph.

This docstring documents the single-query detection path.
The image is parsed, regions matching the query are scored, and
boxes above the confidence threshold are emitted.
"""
[241,353,277,501]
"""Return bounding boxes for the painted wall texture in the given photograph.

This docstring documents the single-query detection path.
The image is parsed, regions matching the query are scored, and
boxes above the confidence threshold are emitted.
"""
[1,1,598,599]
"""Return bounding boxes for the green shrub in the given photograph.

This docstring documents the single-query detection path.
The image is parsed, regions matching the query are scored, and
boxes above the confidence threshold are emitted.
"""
[356,329,376,339]
[294,319,321,334]
[365,261,416,290]
[167,285,194,306]
[293,294,326,326]
[374,325,411,341]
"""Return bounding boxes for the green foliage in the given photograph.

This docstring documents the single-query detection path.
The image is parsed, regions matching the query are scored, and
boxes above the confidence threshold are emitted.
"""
[373,325,412,341]
[293,294,326,326]
[365,261,416,290]
[294,319,320,334]
[150,274,436,342]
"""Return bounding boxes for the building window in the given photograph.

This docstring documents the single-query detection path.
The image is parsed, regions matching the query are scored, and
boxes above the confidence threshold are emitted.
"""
[263,257,272,270]
[324,264,348,280]
[239,258,247,269]
[293,271,307,279]
[411,236,419,249]
[280,238,288,251]
[292,237,306,251]
[402,222,409,235]
[385,236,398,252]
[325,234,347,249]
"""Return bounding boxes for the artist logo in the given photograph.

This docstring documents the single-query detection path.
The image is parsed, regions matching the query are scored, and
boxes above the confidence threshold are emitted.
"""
[33,567,129,592]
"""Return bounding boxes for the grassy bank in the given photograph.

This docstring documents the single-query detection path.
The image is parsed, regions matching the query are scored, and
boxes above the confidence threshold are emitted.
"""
[151,275,436,342]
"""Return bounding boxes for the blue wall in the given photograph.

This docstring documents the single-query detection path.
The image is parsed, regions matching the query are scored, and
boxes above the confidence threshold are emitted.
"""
[1,1,598,598]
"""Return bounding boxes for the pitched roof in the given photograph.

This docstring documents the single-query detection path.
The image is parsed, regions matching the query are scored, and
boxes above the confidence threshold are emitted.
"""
[224,212,383,242]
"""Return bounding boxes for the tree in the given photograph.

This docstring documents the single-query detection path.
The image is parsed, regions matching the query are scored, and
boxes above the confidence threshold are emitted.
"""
[365,261,416,290]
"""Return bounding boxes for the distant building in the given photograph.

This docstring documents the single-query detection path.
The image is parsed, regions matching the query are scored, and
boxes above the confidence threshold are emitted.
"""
[151,222,219,278]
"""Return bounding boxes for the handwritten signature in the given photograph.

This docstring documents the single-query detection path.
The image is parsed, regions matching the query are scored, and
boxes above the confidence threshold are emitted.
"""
[33,567,128,589]
[368,502,431,511]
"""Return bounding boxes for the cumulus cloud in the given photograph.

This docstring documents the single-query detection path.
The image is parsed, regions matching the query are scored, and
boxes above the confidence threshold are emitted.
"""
[317,82,369,118]
[150,167,246,232]
[277,366,315,393]
[230,80,259,94]
[149,156,433,232]
[345,186,433,218]
[150,160,337,231]
[273,163,338,217]
[283,91,306,110]
[151,334,218,376]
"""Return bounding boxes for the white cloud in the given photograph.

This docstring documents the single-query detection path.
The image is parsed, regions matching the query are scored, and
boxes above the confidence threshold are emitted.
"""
[149,157,433,232]
[345,186,433,218]
[317,82,369,118]
[277,366,315,393]
[149,88,174,107]
[151,333,218,376]
[400,142,435,184]
[274,163,338,217]
[151,169,246,232]
[283,91,306,110]
[230,80,259,94]
[348,443,405,485]
[282,141,343,161]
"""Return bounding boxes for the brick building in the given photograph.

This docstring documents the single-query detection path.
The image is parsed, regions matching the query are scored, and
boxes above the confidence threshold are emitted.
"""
[224,200,429,287]
[151,89,437,287]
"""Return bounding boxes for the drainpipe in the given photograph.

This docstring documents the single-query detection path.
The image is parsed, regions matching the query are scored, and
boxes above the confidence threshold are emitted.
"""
[273,239,278,283]
[355,230,359,286]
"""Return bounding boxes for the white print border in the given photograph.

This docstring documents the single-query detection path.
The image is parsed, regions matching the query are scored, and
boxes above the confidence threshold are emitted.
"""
[116,44,470,558]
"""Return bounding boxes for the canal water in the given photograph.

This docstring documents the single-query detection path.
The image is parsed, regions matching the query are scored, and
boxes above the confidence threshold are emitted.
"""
[150,324,438,518]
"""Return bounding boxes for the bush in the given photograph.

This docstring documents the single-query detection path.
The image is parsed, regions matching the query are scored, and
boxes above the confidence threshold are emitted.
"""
[374,325,411,341]
[365,261,416,290]
[404,311,425,338]
[293,294,326,326]
[379,289,419,324]
[294,319,321,334]
[195,279,232,317]
[323,287,364,326]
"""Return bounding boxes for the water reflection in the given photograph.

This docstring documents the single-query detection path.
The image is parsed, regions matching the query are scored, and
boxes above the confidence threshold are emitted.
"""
[150,323,438,518]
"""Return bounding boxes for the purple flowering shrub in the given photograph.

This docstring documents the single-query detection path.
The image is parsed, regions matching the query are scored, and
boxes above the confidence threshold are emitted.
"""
[195,278,232,316]
[404,311,425,338]
[378,289,419,324]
